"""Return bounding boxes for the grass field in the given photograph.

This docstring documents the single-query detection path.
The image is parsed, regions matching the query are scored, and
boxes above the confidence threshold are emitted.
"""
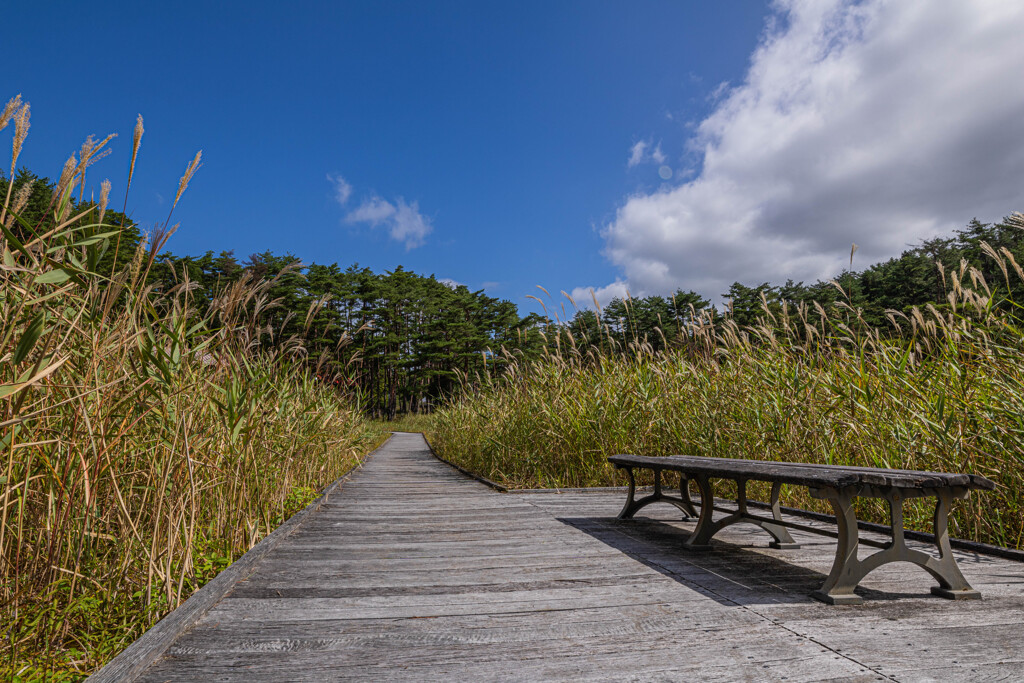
[5,92,1023,678]
[431,236,1024,550]
[0,101,389,680]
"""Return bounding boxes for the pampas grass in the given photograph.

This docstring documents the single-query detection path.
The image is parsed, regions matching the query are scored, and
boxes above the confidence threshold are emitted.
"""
[431,233,1024,551]
[0,97,387,679]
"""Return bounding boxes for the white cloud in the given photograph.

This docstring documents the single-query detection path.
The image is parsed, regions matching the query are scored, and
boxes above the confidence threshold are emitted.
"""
[327,174,352,205]
[346,196,433,250]
[347,196,396,224]
[627,140,668,169]
[438,278,462,289]
[598,0,1024,301]
[627,141,648,168]
[708,81,731,102]
[389,200,433,249]
[569,281,630,310]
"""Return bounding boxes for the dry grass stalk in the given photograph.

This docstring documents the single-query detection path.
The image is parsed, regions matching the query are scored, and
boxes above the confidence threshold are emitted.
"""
[432,243,1024,552]
[0,94,21,131]
[173,150,202,211]
[1,104,387,678]
[1,100,30,226]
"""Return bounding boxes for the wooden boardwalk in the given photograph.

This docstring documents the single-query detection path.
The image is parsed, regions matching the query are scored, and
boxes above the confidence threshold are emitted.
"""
[108,433,1024,681]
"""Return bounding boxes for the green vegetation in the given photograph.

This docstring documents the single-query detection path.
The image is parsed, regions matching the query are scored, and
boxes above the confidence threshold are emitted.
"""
[6,89,1024,678]
[0,99,389,680]
[431,212,1024,551]
[148,256,536,419]
[3,168,542,422]
[375,412,438,435]
[559,218,1024,352]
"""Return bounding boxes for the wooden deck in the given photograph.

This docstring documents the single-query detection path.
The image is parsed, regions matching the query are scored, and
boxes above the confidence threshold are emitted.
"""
[102,433,1024,681]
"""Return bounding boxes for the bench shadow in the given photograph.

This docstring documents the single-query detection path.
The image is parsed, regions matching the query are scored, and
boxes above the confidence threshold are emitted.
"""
[557,515,941,606]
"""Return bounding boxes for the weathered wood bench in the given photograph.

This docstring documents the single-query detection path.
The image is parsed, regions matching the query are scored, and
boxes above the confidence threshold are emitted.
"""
[607,454,996,605]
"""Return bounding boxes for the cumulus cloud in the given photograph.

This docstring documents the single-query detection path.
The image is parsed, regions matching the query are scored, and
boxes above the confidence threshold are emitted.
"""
[569,280,631,310]
[346,196,433,250]
[328,174,434,249]
[599,0,1024,301]
[327,174,352,205]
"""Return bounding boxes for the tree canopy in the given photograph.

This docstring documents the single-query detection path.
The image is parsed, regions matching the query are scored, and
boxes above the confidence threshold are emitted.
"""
[5,167,1020,417]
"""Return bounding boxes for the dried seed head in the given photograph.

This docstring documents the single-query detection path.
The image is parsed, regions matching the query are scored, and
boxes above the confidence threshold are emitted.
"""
[0,94,21,132]
[1004,211,1024,231]
[10,179,34,215]
[128,236,147,282]
[128,114,144,190]
[11,102,30,171]
[173,150,203,209]
[98,179,111,224]
[79,135,96,167]
[1002,247,1024,281]
[76,133,117,176]
[54,153,78,201]
[133,114,144,150]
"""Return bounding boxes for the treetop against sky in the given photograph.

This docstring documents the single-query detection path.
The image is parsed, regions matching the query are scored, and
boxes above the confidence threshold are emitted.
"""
[5,0,1024,313]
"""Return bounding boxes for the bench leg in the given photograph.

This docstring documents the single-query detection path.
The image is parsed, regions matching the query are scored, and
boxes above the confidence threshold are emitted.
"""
[767,481,800,550]
[617,467,640,519]
[684,475,718,549]
[679,475,698,518]
[617,467,696,520]
[810,487,981,605]
[928,488,981,601]
[684,478,800,550]
[809,488,864,604]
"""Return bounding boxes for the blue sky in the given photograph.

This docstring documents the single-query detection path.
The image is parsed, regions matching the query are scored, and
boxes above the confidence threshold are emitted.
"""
[5,1,1024,313]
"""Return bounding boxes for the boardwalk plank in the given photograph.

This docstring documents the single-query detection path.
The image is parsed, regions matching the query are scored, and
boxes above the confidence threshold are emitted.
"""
[90,432,1024,682]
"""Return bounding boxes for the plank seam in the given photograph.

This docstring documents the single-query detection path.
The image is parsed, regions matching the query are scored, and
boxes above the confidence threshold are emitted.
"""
[581,517,899,681]
[85,435,391,682]
[418,431,508,492]
[517,489,1024,562]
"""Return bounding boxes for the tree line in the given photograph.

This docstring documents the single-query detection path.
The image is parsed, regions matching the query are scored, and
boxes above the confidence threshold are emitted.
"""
[5,167,1021,416]
[564,215,1024,353]
[150,253,536,417]
[3,168,546,418]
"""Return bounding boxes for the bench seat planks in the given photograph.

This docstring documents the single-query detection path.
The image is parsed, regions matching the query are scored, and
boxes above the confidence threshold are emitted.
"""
[609,453,996,605]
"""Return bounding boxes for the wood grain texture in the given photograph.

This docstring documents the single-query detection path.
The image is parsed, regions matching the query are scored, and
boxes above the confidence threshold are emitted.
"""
[85,441,378,683]
[98,432,1024,681]
[609,454,996,490]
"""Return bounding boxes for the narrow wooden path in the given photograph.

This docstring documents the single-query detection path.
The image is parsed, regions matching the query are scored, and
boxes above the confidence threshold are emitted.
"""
[116,433,1024,681]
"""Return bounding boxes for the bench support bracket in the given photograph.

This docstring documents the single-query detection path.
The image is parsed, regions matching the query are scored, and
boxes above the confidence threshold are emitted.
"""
[617,467,698,520]
[809,486,981,605]
[685,477,800,550]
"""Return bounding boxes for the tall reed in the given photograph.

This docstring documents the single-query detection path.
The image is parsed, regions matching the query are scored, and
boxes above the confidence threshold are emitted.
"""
[432,228,1024,549]
[0,98,387,679]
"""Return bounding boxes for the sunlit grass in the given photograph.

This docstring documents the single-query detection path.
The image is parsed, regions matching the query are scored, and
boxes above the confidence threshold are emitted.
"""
[432,234,1024,550]
[0,98,388,679]
[374,412,438,435]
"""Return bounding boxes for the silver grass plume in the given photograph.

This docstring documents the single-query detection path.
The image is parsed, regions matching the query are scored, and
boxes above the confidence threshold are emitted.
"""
[127,115,144,193]
[0,94,21,132]
[98,179,111,225]
[3,179,34,228]
[173,150,203,210]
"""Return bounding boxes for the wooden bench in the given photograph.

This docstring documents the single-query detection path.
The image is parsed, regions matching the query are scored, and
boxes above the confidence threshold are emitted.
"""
[607,454,996,605]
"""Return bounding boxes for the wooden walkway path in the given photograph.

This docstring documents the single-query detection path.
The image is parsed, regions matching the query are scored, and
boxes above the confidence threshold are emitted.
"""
[102,433,1024,681]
